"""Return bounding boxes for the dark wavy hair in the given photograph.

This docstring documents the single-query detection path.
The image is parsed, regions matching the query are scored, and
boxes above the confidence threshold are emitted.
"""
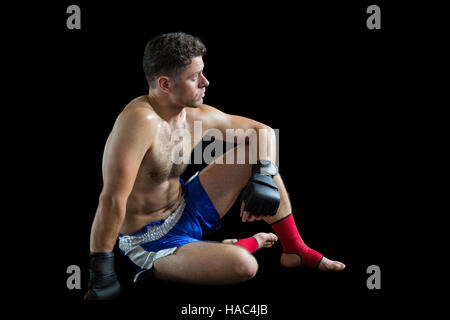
[143,32,207,89]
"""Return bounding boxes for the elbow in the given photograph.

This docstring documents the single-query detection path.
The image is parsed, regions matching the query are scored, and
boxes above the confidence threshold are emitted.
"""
[266,126,276,136]
[256,126,276,141]
[98,192,128,217]
[256,125,275,136]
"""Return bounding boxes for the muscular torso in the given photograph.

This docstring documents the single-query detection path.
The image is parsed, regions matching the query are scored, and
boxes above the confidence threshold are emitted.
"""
[113,96,201,235]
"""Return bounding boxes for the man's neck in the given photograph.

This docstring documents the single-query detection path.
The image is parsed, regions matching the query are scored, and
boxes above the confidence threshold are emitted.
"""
[146,92,185,124]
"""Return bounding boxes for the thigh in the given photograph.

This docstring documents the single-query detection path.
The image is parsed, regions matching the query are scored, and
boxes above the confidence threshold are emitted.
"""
[198,145,252,218]
[153,241,257,285]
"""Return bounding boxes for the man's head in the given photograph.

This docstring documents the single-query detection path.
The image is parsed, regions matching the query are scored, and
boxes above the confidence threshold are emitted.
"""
[143,32,209,108]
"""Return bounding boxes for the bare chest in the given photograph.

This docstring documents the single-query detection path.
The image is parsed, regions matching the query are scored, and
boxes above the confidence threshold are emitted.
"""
[140,122,194,181]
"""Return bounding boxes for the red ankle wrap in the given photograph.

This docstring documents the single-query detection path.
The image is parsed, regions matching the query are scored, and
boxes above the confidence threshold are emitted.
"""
[235,237,259,253]
[270,214,323,268]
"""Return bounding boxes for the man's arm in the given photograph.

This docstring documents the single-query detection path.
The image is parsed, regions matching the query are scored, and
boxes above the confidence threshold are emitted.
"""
[197,104,277,163]
[84,106,157,300]
[90,107,156,252]
[196,104,280,220]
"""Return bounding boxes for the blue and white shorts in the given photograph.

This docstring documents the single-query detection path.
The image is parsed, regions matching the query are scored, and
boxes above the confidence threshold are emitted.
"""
[118,172,221,282]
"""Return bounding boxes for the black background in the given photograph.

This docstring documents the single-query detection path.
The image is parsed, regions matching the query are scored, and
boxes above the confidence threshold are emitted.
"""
[8,0,441,317]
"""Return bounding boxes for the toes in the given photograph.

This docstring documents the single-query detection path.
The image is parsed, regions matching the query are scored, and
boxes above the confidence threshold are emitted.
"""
[222,239,238,244]
[330,260,345,270]
[269,233,278,242]
[318,258,346,271]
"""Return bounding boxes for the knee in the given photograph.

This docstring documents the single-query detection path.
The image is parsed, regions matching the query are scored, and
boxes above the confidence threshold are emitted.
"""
[231,249,259,280]
[222,143,253,166]
[234,143,251,164]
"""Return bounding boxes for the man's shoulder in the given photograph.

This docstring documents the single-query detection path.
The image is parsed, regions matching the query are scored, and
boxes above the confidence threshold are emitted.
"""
[197,104,217,113]
[119,96,158,124]
[190,104,221,120]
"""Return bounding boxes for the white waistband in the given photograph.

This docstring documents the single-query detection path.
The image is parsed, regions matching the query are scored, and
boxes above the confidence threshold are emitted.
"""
[119,198,186,253]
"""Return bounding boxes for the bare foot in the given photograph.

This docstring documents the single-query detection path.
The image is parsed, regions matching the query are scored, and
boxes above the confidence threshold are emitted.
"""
[222,238,239,245]
[280,253,346,271]
[222,232,278,251]
[253,232,278,249]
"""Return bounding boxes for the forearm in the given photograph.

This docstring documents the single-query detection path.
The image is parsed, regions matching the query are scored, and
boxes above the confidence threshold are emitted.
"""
[89,197,126,252]
[252,126,277,165]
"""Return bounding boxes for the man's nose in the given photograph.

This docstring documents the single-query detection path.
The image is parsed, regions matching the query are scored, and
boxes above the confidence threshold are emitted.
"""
[200,74,209,88]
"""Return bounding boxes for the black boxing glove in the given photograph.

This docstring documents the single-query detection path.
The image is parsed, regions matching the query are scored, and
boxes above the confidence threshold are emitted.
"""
[84,252,121,300]
[240,160,280,217]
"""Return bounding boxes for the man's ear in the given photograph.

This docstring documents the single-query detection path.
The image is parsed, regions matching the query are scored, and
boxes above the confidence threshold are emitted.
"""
[157,76,171,93]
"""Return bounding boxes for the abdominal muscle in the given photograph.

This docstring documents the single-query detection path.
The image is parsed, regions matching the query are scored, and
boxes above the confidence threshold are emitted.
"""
[119,177,183,235]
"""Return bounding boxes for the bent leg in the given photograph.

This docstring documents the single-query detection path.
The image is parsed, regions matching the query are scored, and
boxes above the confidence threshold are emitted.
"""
[198,144,252,218]
[199,144,288,220]
[197,145,344,271]
[153,241,258,285]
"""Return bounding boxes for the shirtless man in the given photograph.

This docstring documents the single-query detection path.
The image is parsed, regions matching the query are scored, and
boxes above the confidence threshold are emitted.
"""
[85,32,345,300]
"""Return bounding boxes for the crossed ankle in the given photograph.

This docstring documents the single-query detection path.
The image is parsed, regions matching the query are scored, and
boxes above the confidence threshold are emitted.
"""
[235,237,259,253]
